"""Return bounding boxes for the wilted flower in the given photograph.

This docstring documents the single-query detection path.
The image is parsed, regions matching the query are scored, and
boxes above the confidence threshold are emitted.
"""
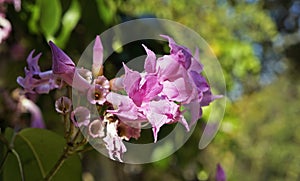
[55,96,72,114]
[71,106,90,127]
[103,114,127,161]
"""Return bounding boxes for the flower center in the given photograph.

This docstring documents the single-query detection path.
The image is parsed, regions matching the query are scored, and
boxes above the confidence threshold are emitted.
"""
[94,92,102,100]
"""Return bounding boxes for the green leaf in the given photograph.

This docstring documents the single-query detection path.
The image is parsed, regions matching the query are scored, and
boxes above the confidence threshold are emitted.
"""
[55,0,81,48]
[26,3,41,34]
[39,0,62,39]
[95,0,116,25]
[2,128,82,181]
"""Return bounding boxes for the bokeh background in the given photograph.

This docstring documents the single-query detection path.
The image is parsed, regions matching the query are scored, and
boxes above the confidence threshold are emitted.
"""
[1,0,300,180]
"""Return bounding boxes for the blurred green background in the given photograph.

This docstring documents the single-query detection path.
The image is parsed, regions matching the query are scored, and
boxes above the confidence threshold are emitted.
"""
[1,0,300,180]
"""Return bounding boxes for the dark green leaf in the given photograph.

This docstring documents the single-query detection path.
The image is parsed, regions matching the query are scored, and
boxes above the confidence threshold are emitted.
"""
[2,128,82,181]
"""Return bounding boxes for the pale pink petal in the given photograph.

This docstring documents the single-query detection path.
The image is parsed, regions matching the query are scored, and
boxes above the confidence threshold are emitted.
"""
[142,44,156,73]
[92,35,104,76]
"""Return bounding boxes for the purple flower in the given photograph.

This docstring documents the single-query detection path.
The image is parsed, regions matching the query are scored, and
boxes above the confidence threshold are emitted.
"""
[161,35,192,69]
[55,96,72,114]
[18,94,45,128]
[49,41,91,92]
[17,50,62,94]
[216,163,226,181]
[49,41,75,85]
[71,106,90,127]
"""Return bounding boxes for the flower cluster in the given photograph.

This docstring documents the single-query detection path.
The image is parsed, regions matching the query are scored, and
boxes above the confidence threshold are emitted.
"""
[17,35,220,161]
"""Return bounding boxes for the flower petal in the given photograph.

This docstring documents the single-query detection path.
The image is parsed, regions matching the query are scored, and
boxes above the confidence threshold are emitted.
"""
[49,41,75,74]
[92,35,104,76]
[142,44,156,73]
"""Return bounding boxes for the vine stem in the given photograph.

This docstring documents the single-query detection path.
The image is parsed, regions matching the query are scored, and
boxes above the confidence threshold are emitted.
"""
[43,146,70,181]
[44,124,86,180]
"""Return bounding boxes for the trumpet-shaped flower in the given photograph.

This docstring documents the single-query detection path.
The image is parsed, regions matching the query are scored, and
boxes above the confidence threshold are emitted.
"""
[88,119,105,138]
[55,96,72,114]
[17,50,62,94]
[49,41,91,92]
[71,106,90,127]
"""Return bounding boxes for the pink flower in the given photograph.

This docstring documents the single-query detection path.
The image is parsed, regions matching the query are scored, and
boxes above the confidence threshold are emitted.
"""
[106,92,146,122]
[87,84,109,105]
[92,35,104,77]
[0,13,11,44]
[0,0,21,43]
[146,99,189,142]
[143,44,198,104]
[88,119,105,138]
[160,35,192,69]
[55,96,72,114]
[123,64,163,107]
[107,36,221,142]
[71,106,90,127]
[87,76,110,105]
